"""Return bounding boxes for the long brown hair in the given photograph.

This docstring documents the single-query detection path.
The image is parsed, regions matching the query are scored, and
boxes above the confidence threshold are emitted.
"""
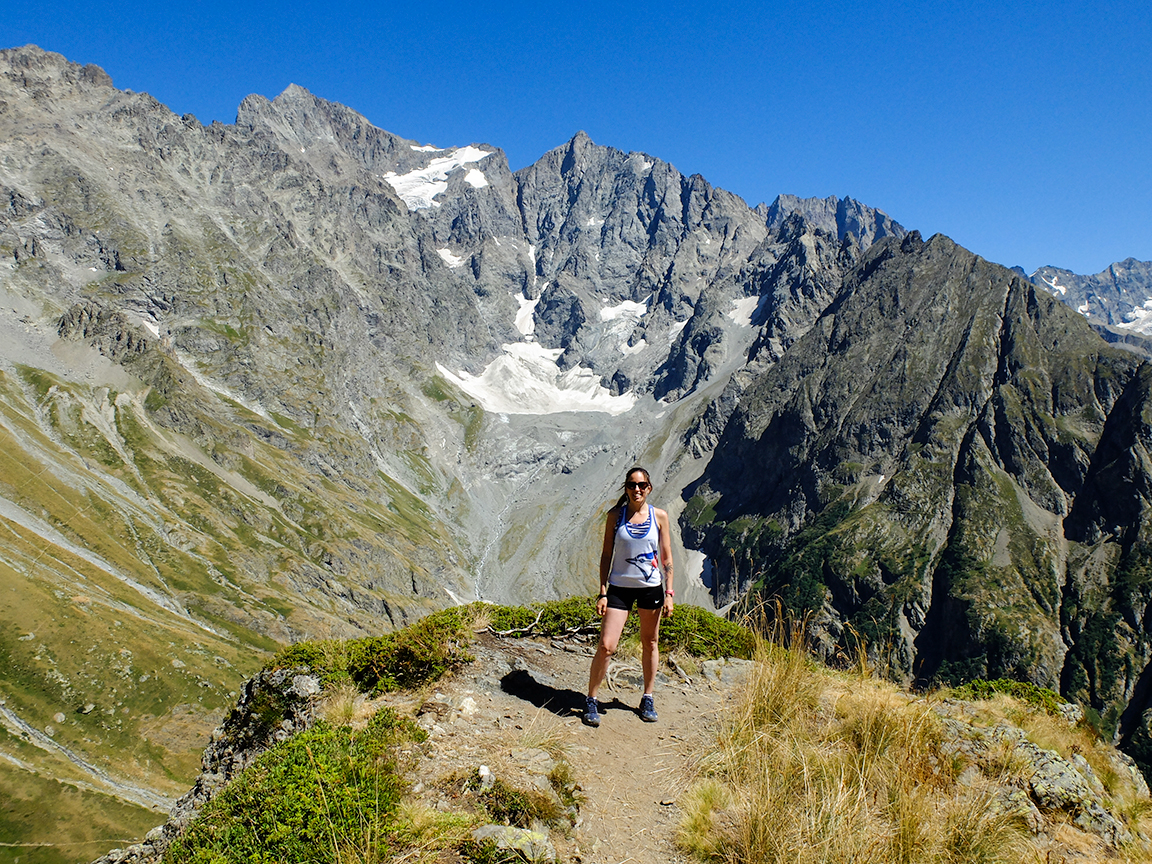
[614,466,652,510]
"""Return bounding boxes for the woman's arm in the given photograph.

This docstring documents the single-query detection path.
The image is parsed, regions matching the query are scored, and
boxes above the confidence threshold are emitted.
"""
[597,509,617,616]
[655,508,674,616]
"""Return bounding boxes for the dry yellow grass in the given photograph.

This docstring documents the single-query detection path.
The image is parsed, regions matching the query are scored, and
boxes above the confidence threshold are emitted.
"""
[677,625,1152,864]
[512,706,572,761]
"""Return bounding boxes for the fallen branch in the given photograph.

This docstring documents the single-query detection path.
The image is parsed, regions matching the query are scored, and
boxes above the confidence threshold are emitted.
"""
[667,655,693,685]
[486,609,544,636]
[486,611,600,639]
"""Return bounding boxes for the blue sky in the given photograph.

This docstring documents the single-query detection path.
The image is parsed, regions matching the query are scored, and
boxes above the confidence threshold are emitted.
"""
[4,0,1149,275]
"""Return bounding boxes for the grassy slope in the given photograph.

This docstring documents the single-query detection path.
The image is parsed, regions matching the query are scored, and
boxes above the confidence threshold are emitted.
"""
[0,358,452,854]
[679,624,1152,864]
[0,761,160,864]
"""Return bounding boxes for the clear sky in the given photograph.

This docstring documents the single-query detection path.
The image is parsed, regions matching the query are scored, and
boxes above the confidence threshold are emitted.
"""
[4,0,1149,275]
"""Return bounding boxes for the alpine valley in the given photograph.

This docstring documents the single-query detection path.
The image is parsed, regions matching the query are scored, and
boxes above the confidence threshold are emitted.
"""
[4,43,1152,850]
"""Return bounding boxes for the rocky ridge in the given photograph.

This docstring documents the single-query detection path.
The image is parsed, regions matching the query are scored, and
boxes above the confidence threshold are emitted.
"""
[92,631,1151,863]
[1029,258,1152,345]
[5,40,1152,851]
[687,231,1152,775]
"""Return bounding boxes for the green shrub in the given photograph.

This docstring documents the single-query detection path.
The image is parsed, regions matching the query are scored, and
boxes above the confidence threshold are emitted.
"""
[466,770,564,828]
[548,762,585,812]
[487,597,600,634]
[659,604,755,659]
[458,838,524,864]
[951,678,1068,716]
[165,709,422,863]
[486,598,752,659]
[272,599,754,705]
[271,605,476,694]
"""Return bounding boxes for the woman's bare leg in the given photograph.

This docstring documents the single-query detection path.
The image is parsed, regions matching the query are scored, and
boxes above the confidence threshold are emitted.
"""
[588,607,629,698]
[638,607,662,694]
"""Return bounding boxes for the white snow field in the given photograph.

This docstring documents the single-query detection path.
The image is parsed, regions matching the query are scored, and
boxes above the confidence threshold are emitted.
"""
[438,248,466,268]
[1040,274,1067,296]
[727,296,760,326]
[1116,298,1152,334]
[599,298,648,321]
[437,343,636,415]
[514,292,540,335]
[384,145,493,209]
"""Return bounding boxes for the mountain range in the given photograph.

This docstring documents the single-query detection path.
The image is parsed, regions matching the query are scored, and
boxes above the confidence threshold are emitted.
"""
[3,42,1152,847]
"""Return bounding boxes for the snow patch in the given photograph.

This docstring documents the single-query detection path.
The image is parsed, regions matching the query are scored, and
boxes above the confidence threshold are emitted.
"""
[436,343,636,415]
[514,292,539,335]
[599,299,648,322]
[410,144,442,152]
[1116,298,1152,333]
[1040,274,1067,296]
[438,248,465,269]
[727,296,760,327]
[383,145,493,209]
[131,313,161,338]
[1077,301,1090,315]
[464,168,488,188]
[620,339,647,356]
[669,320,689,339]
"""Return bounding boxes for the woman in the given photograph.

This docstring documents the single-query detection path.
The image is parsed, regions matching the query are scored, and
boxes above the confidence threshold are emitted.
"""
[584,466,674,726]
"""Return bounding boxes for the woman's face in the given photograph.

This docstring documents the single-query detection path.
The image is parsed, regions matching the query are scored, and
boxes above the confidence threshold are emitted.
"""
[625,472,651,506]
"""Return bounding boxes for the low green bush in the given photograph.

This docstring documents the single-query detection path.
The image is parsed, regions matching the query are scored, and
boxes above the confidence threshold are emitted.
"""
[951,678,1067,716]
[165,708,423,863]
[272,605,477,693]
[658,604,755,659]
[466,770,564,828]
[458,838,524,864]
[487,596,600,634]
[486,598,753,659]
[271,599,754,703]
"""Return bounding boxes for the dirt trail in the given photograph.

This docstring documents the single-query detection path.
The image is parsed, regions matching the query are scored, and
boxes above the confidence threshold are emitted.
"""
[396,632,742,864]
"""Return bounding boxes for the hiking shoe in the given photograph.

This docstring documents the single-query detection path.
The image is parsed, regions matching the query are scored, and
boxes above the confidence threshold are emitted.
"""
[583,696,601,727]
[639,694,658,723]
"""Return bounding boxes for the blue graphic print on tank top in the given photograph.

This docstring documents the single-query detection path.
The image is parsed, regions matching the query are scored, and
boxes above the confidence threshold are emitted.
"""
[608,505,661,589]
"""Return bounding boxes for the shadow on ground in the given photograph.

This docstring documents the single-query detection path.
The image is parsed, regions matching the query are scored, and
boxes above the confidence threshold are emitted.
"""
[500,668,637,719]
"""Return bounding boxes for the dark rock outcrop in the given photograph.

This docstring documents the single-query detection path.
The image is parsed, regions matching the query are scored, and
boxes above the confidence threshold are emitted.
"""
[686,233,1152,773]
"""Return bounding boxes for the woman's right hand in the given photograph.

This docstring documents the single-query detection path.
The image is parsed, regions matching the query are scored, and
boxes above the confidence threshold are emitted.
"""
[596,595,608,616]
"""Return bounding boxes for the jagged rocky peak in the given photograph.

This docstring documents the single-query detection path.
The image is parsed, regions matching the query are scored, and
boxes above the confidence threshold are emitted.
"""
[1,43,115,96]
[235,82,406,163]
[684,230,1152,774]
[1031,257,1152,336]
[764,192,905,250]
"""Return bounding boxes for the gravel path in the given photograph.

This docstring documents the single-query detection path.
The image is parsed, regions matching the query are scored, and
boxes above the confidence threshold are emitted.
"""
[396,632,744,864]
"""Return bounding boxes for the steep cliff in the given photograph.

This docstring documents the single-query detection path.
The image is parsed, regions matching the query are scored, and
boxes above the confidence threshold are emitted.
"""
[686,233,1152,768]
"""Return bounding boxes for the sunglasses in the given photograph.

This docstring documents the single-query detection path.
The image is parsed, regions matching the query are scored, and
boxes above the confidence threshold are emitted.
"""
[625,481,651,490]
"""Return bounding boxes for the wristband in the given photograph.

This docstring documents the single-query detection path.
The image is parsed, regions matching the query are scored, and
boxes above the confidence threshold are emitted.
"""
[665,590,674,597]
[597,593,607,599]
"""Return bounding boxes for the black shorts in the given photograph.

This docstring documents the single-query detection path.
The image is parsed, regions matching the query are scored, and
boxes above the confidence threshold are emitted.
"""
[606,584,664,611]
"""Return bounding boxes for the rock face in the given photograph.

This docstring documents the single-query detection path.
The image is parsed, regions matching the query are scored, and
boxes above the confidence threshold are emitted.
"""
[90,667,320,864]
[686,231,1152,771]
[0,43,905,832]
[9,40,1152,834]
[1031,258,1152,342]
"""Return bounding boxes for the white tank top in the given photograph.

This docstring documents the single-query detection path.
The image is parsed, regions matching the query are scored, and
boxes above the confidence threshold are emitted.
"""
[608,505,662,588]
